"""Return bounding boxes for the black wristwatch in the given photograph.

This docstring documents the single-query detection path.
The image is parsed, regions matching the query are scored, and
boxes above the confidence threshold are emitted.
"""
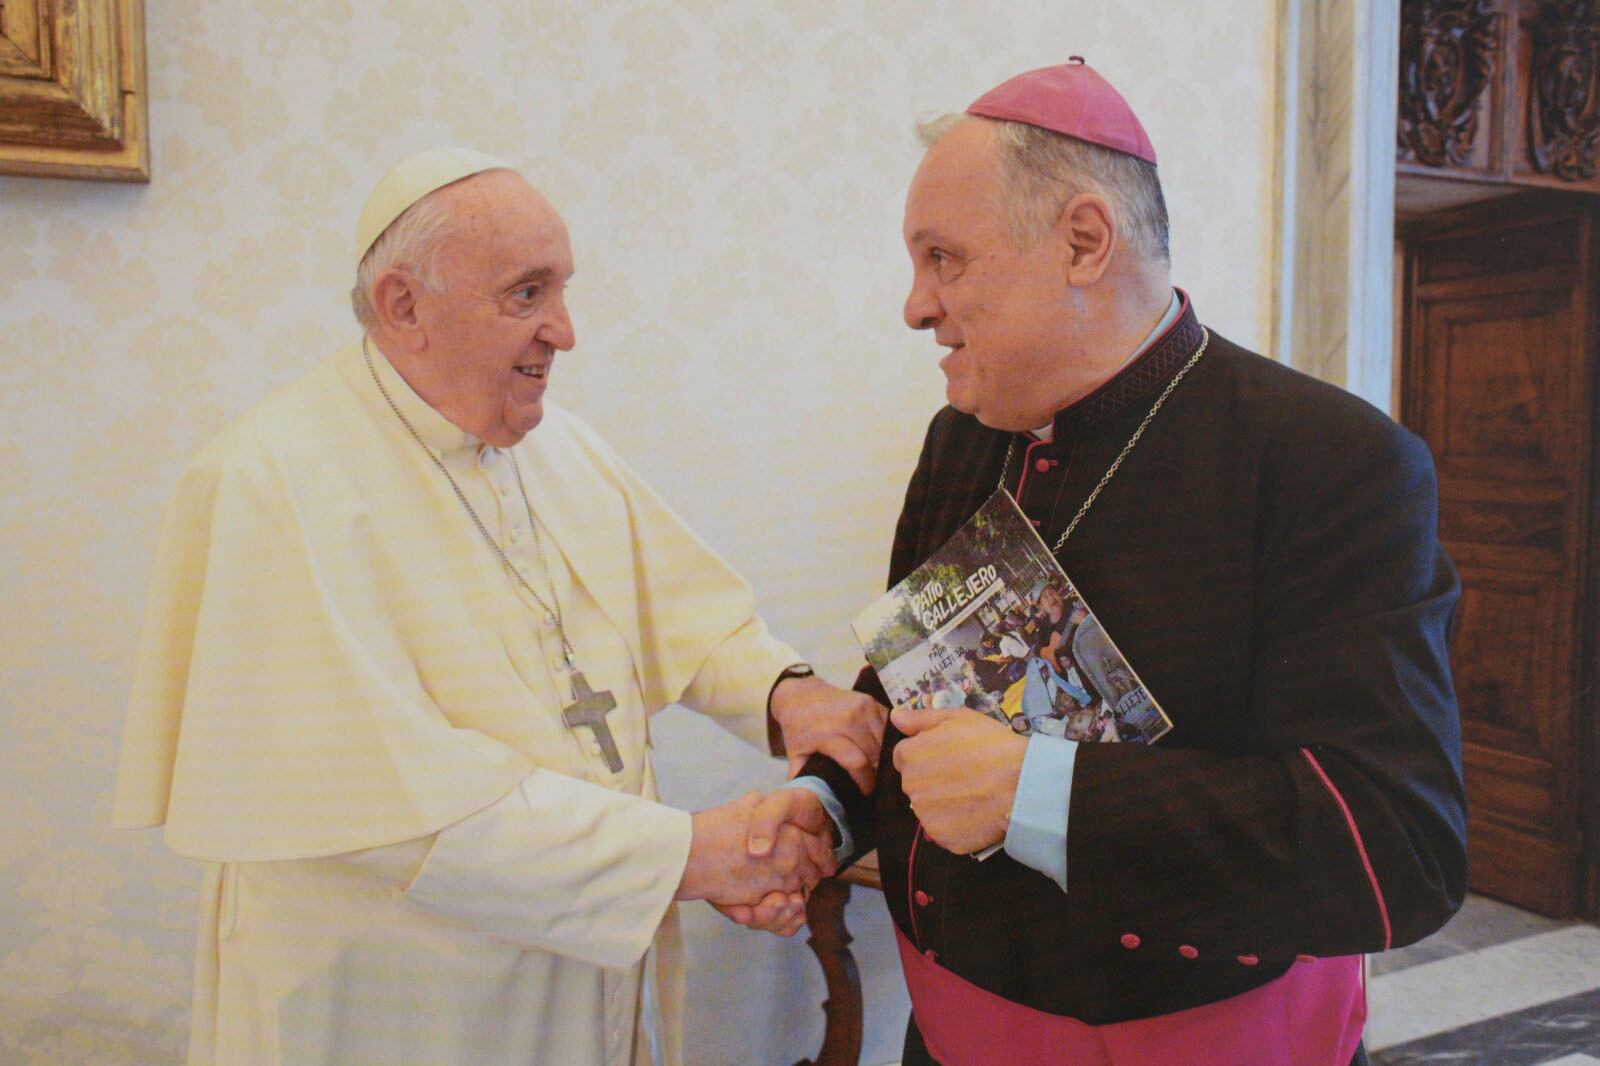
[776,662,815,684]
[766,662,815,756]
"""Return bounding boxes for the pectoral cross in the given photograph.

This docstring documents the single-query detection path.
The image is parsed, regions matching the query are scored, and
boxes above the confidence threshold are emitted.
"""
[562,670,623,772]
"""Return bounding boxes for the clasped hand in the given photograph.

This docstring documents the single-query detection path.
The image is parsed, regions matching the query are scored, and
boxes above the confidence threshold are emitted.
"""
[770,675,888,793]
[892,704,1028,855]
[706,706,1030,936]
[676,789,836,938]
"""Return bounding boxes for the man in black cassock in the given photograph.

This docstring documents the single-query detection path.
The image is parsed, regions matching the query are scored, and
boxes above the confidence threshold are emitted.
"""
[743,58,1467,1066]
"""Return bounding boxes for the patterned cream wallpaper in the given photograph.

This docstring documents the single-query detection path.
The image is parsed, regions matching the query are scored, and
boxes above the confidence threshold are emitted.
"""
[0,2,1276,1061]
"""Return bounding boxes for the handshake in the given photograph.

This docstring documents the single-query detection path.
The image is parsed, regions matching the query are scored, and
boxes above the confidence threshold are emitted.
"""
[669,675,1031,937]
[674,787,837,938]
[671,673,892,936]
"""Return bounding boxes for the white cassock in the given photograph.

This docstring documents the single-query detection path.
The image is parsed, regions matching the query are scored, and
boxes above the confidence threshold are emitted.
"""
[113,339,800,1066]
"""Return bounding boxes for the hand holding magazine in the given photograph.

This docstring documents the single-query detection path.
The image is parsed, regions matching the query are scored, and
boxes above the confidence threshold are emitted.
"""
[852,490,1171,745]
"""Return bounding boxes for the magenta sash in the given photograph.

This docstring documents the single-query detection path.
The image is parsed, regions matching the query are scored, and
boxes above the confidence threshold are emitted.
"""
[896,928,1366,1066]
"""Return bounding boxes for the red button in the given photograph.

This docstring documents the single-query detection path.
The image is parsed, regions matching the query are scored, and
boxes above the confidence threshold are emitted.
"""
[1237,954,1259,966]
[914,890,932,907]
[924,949,938,961]
[1035,458,1052,473]
[1295,954,1317,963]
[1179,945,1199,960]
[1119,933,1140,949]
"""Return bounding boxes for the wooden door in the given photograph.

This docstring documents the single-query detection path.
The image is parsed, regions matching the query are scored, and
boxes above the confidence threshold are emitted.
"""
[1400,195,1598,917]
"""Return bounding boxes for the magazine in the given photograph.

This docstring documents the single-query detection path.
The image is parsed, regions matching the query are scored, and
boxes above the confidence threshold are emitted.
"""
[852,489,1171,745]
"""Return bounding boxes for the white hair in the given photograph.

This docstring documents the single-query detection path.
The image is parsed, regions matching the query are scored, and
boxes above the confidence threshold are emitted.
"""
[350,191,460,332]
[917,113,1170,263]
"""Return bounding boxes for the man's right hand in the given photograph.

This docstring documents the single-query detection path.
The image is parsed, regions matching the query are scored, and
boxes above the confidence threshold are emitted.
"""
[714,787,838,936]
[675,791,836,906]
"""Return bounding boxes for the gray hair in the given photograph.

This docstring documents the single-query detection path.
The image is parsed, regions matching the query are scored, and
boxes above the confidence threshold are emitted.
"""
[350,191,459,332]
[917,113,1170,263]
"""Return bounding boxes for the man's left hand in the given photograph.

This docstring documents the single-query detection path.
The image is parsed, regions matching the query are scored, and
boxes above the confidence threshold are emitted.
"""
[771,675,887,792]
[892,705,1028,855]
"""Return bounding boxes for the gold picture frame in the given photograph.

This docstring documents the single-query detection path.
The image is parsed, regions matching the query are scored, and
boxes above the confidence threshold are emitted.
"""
[0,0,149,182]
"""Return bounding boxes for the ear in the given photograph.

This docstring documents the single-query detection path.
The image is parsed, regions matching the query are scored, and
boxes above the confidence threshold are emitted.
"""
[1054,193,1117,287]
[371,269,426,352]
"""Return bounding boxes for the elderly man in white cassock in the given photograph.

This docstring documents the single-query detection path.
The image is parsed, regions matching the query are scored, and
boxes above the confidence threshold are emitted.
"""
[112,147,880,1066]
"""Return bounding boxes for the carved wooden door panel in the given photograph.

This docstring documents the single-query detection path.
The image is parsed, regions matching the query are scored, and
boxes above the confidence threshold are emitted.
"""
[1401,196,1597,916]
[1396,0,1600,199]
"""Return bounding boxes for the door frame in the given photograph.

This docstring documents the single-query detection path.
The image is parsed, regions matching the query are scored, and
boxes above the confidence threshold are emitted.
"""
[1271,0,1400,412]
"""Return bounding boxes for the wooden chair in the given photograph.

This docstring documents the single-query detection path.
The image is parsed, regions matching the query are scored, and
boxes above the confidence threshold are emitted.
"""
[795,851,883,1066]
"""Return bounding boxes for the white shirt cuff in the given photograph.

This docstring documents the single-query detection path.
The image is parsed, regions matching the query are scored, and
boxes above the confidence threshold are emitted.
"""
[777,777,854,863]
[1003,734,1078,892]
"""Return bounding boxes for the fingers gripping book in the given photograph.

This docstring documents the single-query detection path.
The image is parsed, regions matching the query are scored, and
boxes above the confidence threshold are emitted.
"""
[852,490,1171,745]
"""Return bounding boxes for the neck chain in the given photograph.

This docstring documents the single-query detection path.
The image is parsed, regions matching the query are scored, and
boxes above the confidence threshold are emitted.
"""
[1000,327,1210,553]
[363,338,576,668]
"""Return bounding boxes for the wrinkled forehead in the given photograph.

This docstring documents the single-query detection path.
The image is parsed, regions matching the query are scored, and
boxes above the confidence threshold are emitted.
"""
[444,170,565,240]
[439,171,574,280]
[903,121,1004,239]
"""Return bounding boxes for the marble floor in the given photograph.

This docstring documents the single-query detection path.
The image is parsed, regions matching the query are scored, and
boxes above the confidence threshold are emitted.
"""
[1367,895,1600,1065]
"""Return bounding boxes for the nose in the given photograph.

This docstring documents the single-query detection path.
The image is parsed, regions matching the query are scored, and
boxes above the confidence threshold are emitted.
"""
[541,292,576,351]
[903,272,942,332]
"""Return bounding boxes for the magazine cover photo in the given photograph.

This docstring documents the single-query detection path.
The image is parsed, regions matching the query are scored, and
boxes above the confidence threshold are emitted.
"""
[852,491,1172,745]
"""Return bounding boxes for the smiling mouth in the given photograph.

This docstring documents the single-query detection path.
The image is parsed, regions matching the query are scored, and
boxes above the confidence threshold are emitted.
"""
[514,365,548,380]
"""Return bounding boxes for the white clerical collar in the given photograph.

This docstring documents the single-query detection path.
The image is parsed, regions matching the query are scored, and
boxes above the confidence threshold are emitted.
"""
[345,336,479,454]
[1030,289,1183,442]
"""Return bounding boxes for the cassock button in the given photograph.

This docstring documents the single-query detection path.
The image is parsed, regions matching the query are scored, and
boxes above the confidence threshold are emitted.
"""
[1178,945,1199,960]
[923,948,938,962]
[1034,458,1052,473]
[1119,933,1140,950]
[1296,953,1317,963]
[1237,954,1259,966]
[914,890,932,907]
